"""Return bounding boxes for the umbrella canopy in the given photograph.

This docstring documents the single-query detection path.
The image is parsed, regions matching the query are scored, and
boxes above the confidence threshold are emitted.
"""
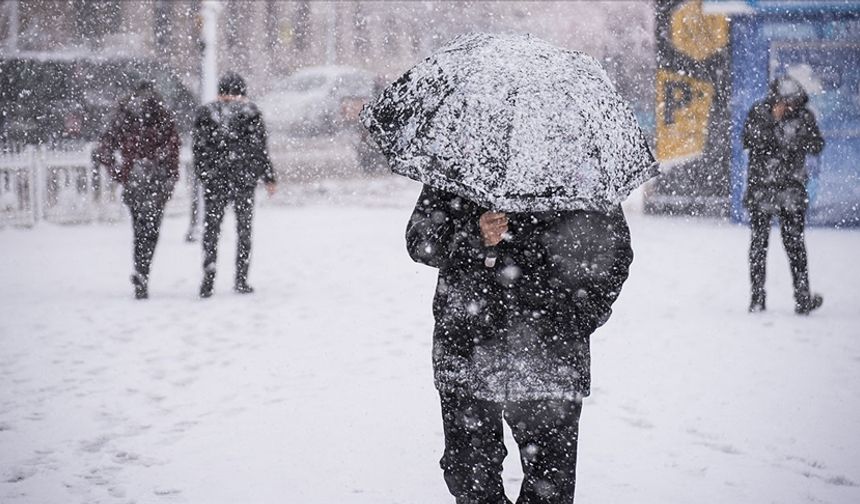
[361,33,658,213]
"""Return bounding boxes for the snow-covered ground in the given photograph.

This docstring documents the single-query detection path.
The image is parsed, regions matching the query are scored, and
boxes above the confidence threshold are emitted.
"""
[1,177,858,504]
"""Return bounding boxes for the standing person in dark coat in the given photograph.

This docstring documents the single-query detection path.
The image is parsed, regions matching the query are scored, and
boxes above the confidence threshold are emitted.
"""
[742,76,825,314]
[193,72,276,298]
[93,80,179,300]
[407,185,633,503]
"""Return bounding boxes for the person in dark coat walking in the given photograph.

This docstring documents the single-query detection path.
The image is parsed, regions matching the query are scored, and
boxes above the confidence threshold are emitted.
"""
[93,80,179,300]
[407,185,633,503]
[193,72,276,298]
[742,76,825,314]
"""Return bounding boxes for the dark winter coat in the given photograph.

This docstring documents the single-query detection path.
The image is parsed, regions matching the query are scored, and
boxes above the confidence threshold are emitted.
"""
[93,90,180,185]
[407,185,633,402]
[192,98,276,193]
[742,78,824,213]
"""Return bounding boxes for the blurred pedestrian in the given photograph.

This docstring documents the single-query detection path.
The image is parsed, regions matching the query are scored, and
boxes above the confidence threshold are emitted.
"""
[743,76,825,314]
[92,80,179,300]
[193,72,276,298]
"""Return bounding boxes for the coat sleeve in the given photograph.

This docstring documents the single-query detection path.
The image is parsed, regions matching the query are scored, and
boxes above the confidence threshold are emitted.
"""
[405,185,483,269]
[192,106,214,181]
[742,104,765,151]
[799,110,825,155]
[91,107,124,181]
[570,206,634,336]
[249,107,276,184]
[158,112,180,181]
[741,106,755,151]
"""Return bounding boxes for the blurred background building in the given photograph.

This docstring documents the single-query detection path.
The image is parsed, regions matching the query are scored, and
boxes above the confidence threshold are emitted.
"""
[0,0,655,107]
[0,0,655,226]
[649,0,859,226]
[4,0,855,227]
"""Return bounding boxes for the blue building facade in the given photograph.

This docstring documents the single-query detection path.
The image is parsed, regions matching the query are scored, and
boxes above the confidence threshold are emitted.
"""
[706,0,860,226]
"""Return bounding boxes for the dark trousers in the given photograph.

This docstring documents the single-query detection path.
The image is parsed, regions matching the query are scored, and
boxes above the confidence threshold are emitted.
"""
[123,168,171,280]
[748,207,811,303]
[188,170,202,234]
[202,186,255,284]
[129,202,166,279]
[440,392,582,504]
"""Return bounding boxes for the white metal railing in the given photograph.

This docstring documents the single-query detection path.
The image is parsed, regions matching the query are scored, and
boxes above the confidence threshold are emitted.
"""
[0,141,194,228]
[0,144,36,227]
[0,134,379,228]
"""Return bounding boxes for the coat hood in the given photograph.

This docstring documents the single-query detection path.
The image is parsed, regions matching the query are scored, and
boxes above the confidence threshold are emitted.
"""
[122,87,169,128]
[218,72,248,97]
[767,76,809,109]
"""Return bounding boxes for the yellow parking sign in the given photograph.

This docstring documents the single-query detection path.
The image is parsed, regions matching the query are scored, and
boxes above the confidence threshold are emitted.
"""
[656,69,715,162]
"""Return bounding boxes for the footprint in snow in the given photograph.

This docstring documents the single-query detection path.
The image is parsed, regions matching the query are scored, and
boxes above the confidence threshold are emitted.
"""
[686,428,718,441]
[80,435,112,453]
[696,440,742,455]
[154,487,182,497]
[621,417,654,429]
[3,466,36,483]
[825,475,857,487]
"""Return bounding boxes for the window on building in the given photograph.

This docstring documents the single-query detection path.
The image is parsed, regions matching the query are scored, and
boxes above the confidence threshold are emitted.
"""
[154,0,173,50]
[352,4,369,56]
[73,0,121,47]
[225,0,240,49]
[265,0,278,55]
[293,0,311,51]
[383,16,399,56]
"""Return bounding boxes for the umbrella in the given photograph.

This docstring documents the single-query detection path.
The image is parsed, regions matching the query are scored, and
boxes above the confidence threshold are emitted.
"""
[361,32,658,213]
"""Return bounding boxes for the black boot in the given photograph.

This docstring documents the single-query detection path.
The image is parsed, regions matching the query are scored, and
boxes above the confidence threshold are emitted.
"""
[131,273,148,300]
[749,291,766,313]
[234,279,254,294]
[199,271,215,299]
[795,293,823,315]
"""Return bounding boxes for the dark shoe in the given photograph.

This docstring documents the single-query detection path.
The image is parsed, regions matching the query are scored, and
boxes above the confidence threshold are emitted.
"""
[749,293,766,313]
[131,273,148,300]
[234,282,254,294]
[199,273,215,299]
[795,293,823,315]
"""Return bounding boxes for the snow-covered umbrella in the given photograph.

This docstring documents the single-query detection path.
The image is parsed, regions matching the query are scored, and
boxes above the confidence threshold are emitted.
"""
[361,32,658,213]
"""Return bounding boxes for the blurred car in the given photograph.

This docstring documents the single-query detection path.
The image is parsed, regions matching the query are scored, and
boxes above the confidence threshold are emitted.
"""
[0,54,197,145]
[257,65,377,137]
[257,65,387,174]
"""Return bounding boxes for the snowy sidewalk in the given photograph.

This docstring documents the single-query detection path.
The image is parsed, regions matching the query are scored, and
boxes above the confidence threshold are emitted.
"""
[1,179,858,503]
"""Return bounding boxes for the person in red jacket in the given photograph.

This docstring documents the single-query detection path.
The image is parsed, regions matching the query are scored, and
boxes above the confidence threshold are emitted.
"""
[93,80,180,299]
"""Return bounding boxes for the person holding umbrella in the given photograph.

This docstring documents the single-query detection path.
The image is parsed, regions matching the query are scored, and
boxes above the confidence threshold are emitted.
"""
[362,33,657,503]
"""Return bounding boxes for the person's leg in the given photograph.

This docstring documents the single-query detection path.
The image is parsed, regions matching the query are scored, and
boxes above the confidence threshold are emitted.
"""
[136,206,163,280]
[779,209,822,314]
[748,208,771,311]
[136,180,171,280]
[128,180,171,298]
[128,202,149,298]
[186,171,202,242]
[505,399,582,504]
[439,391,511,504]
[233,188,255,291]
[200,186,227,297]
